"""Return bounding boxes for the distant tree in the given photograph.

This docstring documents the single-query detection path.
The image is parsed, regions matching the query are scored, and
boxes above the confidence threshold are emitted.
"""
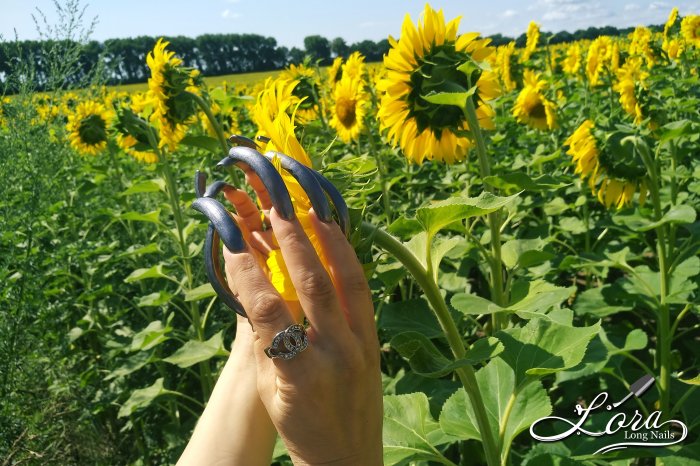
[330,37,349,58]
[288,47,306,65]
[303,35,331,65]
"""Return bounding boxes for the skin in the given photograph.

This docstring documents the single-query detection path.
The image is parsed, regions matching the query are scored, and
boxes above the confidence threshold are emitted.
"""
[179,171,383,465]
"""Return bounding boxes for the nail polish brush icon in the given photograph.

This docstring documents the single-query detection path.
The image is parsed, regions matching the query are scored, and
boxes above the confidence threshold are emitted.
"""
[607,374,655,410]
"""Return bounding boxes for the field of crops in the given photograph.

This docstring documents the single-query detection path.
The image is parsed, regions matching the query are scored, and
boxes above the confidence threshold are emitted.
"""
[1,4,699,465]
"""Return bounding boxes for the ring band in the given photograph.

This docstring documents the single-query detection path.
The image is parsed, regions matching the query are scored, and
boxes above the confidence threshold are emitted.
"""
[264,324,308,360]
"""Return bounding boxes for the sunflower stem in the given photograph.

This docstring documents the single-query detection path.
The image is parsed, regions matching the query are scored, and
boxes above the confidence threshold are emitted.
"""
[635,139,671,417]
[462,97,508,331]
[151,127,214,397]
[361,222,501,466]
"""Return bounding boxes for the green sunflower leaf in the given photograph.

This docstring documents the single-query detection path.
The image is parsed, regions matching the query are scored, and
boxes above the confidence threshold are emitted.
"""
[118,377,168,418]
[383,393,456,465]
[416,192,520,236]
[163,331,228,368]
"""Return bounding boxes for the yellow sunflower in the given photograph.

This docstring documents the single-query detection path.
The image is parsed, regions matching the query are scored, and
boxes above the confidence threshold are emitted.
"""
[252,77,304,144]
[279,62,320,123]
[512,69,557,130]
[343,51,366,82]
[117,133,158,164]
[629,26,655,67]
[562,43,582,75]
[681,15,700,47]
[328,56,344,88]
[613,58,648,125]
[146,38,202,151]
[664,7,679,36]
[377,4,500,164]
[494,42,517,91]
[521,21,540,62]
[66,100,113,156]
[565,120,646,209]
[329,74,369,142]
[586,36,614,86]
[251,99,330,320]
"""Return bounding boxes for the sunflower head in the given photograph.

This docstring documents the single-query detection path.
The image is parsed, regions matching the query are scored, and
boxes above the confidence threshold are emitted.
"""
[613,58,649,125]
[328,56,344,88]
[114,105,158,163]
[681,15,700,47]
[522,22,541,62]
[329,74,368,143]
[280,60,320,123]
[146,38,203,150]
[565,120,647,209]
[377,4,499,164]
[66,100,113,156]
[494,42,518,91]
[343,51,366,82]
[664,7,679,37]
[562,43,582,75]
[512,69,557,130]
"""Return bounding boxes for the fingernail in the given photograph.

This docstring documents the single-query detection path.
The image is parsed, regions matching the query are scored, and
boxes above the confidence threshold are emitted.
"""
[310,207,333,224]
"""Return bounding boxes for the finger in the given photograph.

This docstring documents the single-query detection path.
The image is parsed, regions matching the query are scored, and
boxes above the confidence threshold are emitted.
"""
[222,245,296,347]
[269,207,349,338]
[244,169,274,212]
[224,188,264,232]
[308,209,375,339]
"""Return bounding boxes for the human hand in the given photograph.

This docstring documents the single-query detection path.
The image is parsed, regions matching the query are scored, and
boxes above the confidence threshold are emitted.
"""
[222,182,383,465]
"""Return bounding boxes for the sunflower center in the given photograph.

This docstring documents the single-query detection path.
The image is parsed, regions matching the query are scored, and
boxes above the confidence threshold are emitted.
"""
[528,100,547,120]
[78,114,107,145]
[335,97,357,128]
[407,45,475,134]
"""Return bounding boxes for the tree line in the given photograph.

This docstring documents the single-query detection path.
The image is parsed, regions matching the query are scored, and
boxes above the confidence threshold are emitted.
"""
[0,23,662,92]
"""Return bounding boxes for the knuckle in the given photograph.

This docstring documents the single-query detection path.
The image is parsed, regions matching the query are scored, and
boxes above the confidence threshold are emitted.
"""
[250,292,285,325]
[346,274,370,297]
[297,269,336,301]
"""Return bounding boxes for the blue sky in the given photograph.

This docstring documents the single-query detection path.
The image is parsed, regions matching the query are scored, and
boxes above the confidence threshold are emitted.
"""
[1,0,699,48]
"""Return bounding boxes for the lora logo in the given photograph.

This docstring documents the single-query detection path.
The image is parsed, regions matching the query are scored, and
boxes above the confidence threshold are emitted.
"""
[529,375,688,454]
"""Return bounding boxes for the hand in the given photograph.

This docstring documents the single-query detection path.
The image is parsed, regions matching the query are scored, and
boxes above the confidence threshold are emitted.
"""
[177,315,276,466]
[223,188,383,465]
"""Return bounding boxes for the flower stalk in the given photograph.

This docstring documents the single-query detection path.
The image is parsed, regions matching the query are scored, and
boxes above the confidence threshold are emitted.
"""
[362,222,500,466]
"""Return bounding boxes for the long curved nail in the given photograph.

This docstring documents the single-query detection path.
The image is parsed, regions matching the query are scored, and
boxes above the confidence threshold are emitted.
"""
[191,197,245,253]
[228,134,258,149]
[311,171,351,237]
[264,151,333,223]
[204,224,247,317]
[204,180,233,198]
[194,170,207,198]
[217,146,295,220]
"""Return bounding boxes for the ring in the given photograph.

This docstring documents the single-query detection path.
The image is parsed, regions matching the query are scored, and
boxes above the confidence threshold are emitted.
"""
[264,324,309,360]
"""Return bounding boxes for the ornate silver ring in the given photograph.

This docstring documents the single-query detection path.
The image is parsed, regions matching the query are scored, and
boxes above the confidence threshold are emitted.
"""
[264,324,308,360]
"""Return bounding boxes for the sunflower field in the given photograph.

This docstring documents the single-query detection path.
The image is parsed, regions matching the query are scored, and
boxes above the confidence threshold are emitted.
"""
[1,3,700,465]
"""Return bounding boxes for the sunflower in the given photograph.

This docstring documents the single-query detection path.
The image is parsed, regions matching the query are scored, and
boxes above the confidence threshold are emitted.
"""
[663,38,684,60]
[279,61,320,123]
[629,26,655,67]
[328,56,344,88]
[343,51,366,82]
[494,42,517,91]
[66,100,113,156]
[117,133,158,164]
[377,4,500,164]
[329,74,369,142]
[664,7,679,36]
[613,58,648,125]
[681,15,700,47]
[146,38,202,151]
[512,70,556,130]
[586,36,617,86]
[562,43,582,75]
[521,21,540,62]
[250,97,329,319]
[565,120,647,209]
[252,77,304,146]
